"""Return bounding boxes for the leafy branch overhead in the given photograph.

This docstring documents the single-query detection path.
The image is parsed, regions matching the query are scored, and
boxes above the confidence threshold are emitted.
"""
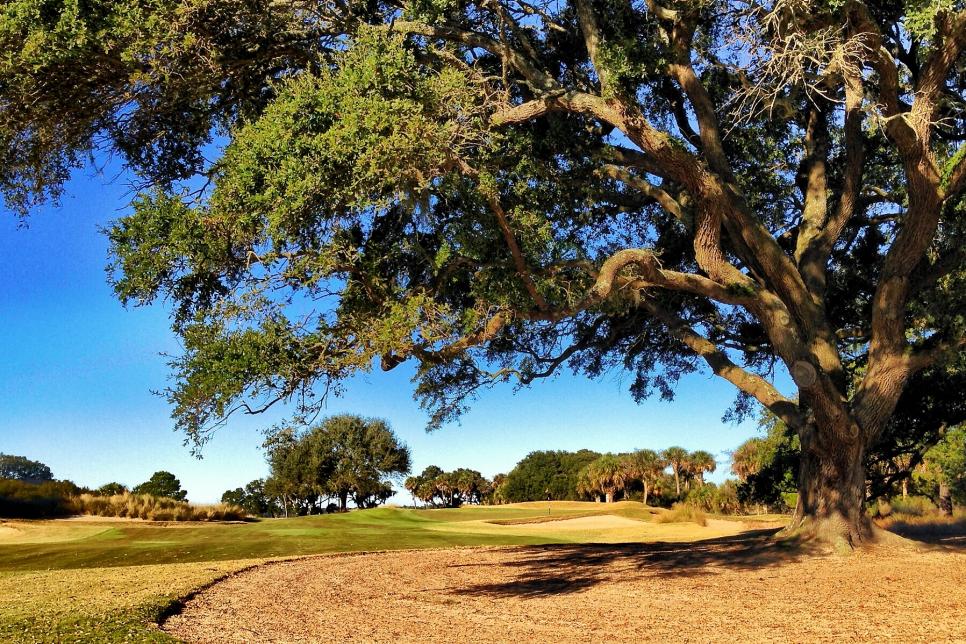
[3,0,966,542]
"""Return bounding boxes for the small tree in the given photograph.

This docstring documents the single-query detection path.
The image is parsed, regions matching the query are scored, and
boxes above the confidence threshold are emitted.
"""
[221,488,246,507]
[132,471,187,501]
[0,454,53,483]
[95,482,128,496]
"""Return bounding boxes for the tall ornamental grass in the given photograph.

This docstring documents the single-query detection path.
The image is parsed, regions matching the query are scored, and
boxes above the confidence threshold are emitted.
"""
[70,492,246,521]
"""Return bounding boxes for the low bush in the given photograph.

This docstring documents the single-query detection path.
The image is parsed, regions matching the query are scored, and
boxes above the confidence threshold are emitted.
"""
[654,502,707,526]
[683,481,741,515]
[888,495,935,516]
[69,493,246,522]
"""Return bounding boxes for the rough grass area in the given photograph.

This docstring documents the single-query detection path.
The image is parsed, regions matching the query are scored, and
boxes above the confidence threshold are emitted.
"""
[6,502,751,642]
[0,560,263,642]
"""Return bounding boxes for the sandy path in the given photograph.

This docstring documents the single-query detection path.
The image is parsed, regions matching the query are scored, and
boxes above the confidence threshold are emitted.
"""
[164,532,966,643]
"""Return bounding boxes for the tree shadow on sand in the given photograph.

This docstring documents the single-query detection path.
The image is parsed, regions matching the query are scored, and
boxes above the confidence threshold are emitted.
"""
[446,528,825,599]
[879,517,966,547]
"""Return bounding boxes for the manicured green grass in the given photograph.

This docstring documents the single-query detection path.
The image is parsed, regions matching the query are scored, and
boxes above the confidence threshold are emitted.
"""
[0,501,760,642]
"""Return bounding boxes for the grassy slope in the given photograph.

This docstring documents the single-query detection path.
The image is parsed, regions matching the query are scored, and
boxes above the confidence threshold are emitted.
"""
[0,502,759,642]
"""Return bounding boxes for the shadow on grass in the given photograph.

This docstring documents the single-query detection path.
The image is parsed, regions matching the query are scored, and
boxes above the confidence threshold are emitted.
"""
[448,528,822,599]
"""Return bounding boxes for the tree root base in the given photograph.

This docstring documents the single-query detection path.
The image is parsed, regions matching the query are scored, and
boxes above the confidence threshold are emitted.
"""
[778,515,922,554]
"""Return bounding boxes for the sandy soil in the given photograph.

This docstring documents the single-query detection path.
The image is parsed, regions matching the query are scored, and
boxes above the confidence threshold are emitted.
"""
[164,531,966,643]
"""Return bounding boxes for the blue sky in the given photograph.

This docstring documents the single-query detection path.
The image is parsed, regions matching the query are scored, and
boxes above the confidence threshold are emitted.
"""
[0,160,783,503]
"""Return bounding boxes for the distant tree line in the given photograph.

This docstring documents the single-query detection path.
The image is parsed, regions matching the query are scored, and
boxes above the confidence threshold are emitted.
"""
[404,466,491,508]
[0,455,216,519]
[490,447,718,507]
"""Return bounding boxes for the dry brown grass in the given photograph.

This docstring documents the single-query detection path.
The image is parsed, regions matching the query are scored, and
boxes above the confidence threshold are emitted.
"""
[69,493,246,522]
[653,502,707,526]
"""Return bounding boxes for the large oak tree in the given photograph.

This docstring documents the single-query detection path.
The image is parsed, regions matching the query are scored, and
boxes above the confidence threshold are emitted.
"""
[2,0,965,546]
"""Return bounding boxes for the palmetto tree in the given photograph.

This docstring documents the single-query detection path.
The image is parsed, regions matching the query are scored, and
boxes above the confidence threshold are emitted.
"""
[730,439,766,482]
[689,450,717,486]
[621,449,665,506]
[662,447,689,497]
[587,455,628,503]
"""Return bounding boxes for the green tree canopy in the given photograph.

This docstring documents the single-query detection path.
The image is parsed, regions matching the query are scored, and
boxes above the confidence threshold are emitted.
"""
[576,454,628,503]
[619,449,665,505]
[914,425,966,514]
[265,414,410,512]
[95,482,129,496]
[132,471,188,501]
[221,479,281,516]
[501,450,601,502]
[0,454,53,483]
[5,0,966,545]
[731,415,801,510]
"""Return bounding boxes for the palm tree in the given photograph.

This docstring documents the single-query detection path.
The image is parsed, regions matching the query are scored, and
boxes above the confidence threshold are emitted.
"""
[576,464,600,502]
[621,449,664,505]
[588,454,627,503]
[577,456,628,503]
[404,476,420,508]
[730,438,766,481]
[661,446,689,496]
[689,450,717,486]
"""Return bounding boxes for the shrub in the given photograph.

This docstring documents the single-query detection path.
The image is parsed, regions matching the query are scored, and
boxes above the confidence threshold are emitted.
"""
[683,481,742,515]
[781,492,799,512]
[655,502,707,526]
[889,495,935,516]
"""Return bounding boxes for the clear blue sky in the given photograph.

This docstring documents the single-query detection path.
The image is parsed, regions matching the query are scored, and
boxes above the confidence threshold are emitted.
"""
[0,159,787,503]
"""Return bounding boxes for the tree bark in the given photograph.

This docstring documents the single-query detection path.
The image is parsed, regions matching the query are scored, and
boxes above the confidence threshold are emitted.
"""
[901,478,908,499]
[339,492,348,512]
[605,491,614,503]
[938,482,953,517]
[787,425,873,548]
[642,482,649,506]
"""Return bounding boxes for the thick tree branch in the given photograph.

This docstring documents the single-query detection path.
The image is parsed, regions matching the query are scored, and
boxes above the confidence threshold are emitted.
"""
[639,298,804,429]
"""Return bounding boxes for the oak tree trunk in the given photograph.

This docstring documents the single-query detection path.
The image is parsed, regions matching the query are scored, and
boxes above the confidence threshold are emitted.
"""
[789,424,873,548]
